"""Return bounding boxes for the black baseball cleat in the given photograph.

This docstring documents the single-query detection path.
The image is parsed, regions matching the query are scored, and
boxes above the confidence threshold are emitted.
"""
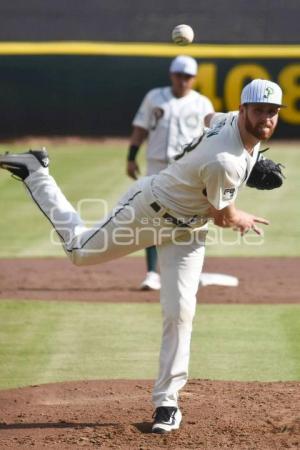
[0,148,49,181]
[152,406,182,433]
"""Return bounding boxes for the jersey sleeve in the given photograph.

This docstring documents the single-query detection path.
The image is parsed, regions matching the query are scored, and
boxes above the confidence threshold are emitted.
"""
[209,112,228,128]
[132,91,153,130]
[201,159,241,210]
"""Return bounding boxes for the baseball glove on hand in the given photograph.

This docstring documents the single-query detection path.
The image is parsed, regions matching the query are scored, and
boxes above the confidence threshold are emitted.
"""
[246,152,285,190]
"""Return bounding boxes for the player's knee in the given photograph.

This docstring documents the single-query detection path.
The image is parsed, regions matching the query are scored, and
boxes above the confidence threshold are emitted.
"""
[68,249,87,266]
[179,306,195,324]
[163,300,196,324]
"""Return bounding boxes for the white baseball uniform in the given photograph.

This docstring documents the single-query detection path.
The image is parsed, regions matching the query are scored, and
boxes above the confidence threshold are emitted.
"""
[132,87,214,175]
[23,111,259,408]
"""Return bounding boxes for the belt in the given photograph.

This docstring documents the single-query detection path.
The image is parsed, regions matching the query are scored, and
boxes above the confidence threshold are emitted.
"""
[150,201,192,228]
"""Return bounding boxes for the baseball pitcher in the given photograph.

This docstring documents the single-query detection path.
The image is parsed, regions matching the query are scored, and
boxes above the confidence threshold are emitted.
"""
[0,79,285,434]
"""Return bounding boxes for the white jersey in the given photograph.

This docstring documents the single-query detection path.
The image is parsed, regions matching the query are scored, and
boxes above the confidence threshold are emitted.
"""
[132,87,214,163]
[152,111,260,217]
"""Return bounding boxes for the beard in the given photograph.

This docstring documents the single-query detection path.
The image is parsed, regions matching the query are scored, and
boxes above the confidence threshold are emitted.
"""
[244,112,275,140]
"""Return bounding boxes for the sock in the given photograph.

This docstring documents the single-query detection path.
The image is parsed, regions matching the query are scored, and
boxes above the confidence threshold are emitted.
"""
[146,246,158,273]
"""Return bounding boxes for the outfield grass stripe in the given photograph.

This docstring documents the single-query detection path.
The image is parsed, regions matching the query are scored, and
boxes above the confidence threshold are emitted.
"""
[0,142,299,257]
[0,301,299,389]
[0,301,66,387]
[191,305,300,381]
[0,143,146,257]
[279,307,300,379]
[0,142,300,257]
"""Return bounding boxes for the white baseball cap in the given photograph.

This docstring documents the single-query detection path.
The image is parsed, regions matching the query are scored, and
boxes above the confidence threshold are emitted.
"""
[170,55,198,76]
[241,79,284,107]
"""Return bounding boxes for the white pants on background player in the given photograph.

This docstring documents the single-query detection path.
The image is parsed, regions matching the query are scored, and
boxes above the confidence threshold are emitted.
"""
[25,169,206,407]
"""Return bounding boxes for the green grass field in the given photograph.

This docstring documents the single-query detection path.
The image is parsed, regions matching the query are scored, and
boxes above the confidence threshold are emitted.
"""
[0,139,299,390]
[0,140,299,257]
[0,300,299,389]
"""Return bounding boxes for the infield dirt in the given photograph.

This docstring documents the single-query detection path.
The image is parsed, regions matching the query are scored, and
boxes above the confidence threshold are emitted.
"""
[0,256,299,304]
[0,380,299,449]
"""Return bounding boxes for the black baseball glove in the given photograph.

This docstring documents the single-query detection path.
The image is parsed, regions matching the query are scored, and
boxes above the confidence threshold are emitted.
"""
[246,150,285,190]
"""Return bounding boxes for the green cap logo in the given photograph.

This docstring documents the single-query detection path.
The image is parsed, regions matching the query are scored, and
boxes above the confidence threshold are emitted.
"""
[263,86,274,100]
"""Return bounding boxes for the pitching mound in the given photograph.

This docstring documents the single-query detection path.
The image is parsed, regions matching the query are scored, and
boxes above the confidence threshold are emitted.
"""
[0,257,299,304]
[0,379,299,449]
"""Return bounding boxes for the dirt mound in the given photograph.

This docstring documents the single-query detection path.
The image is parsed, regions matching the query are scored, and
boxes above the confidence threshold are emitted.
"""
[0,257,299,304]
[0,379,299,449]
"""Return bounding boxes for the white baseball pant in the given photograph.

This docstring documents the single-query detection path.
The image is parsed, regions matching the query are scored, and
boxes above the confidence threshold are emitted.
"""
[24,170,206,407]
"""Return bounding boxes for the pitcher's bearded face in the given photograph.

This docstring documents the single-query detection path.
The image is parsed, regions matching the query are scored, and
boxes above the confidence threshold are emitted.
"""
[243,104,279,140]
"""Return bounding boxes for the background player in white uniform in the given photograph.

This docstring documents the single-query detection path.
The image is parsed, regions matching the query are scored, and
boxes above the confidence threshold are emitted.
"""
[0,79,283,434]
[127,55,214,290]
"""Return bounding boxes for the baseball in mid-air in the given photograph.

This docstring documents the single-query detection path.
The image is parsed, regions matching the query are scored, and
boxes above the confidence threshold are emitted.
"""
[172,24,194,46]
